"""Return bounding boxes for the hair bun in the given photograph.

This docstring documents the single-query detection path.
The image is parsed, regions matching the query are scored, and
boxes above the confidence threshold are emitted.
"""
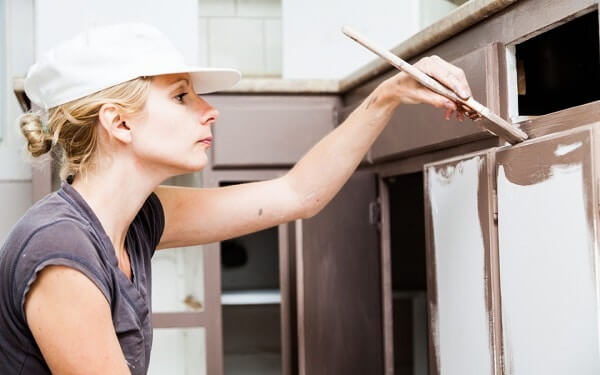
[19,113,52,157]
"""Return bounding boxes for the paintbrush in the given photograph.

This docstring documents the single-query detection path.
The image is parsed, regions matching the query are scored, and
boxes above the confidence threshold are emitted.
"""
[342,26,528,144]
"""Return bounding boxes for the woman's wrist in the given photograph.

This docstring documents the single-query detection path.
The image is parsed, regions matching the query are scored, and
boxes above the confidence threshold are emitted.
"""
[363,75,406,113]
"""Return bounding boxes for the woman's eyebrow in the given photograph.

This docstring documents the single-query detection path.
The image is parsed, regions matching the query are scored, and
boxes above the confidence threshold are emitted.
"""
[169,78,191,90]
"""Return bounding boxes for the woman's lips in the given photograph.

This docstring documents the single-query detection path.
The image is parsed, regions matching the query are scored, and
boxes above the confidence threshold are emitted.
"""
[199,136,213,145]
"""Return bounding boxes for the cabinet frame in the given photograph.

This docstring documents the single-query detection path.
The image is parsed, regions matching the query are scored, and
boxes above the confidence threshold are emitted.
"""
[201,168,292,375]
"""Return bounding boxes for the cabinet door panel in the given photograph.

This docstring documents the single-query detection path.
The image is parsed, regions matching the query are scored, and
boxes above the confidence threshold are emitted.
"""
[296,171,383,375]
[424,152,500,375]
[206,95,339,168]
[371,43,504,162]
[495,127,600,374]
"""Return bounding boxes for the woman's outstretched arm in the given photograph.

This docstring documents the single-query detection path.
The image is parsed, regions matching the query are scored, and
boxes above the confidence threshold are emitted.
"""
[155,56,471,249]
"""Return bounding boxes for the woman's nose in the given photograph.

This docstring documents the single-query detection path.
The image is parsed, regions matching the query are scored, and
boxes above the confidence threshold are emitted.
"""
[198,98,219,126]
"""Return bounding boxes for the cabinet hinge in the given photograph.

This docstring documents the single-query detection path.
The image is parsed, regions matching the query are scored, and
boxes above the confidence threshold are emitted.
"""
[492,188,498,223]
[369,199,382,228]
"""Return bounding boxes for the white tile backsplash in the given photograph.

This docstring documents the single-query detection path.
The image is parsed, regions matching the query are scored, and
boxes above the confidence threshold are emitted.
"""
[209,18,265,76]
[236,0,281,18]
[264,19,281,76]
[199,0,281,77]
[198,0,236,16]
[198,17,209,66]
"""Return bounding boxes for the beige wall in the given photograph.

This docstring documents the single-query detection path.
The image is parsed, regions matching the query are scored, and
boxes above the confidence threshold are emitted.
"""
[1,0,35,244]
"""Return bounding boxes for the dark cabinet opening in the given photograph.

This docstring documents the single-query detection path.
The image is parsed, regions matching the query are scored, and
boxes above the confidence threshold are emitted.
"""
[219,181,282,375]
[385,173,429,375]
[516,10,600,116]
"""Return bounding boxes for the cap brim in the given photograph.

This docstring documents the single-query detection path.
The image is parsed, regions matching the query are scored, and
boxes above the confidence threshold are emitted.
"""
[163,67,242,94]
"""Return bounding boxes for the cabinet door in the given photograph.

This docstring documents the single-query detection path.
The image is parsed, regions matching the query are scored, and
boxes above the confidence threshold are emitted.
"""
[424,152,501,375]
[295,171,383,375]
[495,127,600,374]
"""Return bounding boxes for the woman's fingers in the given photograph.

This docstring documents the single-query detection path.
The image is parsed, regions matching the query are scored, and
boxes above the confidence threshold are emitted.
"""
[415,55,472,100]
[445,109,453,121]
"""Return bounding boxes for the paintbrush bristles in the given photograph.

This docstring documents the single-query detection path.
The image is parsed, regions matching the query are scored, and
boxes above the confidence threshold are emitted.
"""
[465,98,528,142]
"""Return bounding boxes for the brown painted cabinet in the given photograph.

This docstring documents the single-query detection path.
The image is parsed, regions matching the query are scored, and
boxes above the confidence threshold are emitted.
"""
[206,95,341,168]
[295,171,383,375]
[201,169,385,375]
[368,42,505,162]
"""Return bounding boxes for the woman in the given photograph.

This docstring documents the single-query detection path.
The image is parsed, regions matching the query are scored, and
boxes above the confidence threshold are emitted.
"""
[0,23,471,374]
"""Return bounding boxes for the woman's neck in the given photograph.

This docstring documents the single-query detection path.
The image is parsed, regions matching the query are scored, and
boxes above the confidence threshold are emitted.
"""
[70,160,166,259]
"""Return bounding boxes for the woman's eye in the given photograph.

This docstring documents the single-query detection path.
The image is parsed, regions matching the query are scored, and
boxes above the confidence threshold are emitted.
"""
[175,93,188,103]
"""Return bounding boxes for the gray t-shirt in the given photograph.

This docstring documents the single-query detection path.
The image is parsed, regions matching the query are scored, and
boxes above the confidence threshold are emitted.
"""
[0,181,165,374]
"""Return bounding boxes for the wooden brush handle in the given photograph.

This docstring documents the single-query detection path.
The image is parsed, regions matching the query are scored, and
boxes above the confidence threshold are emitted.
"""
[342,25,528,143]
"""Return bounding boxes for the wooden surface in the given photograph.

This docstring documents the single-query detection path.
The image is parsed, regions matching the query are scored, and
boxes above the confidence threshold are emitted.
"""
[342,26,527,144]
[201,168,289,375]
[206,95,340,168]
[296,171,383,375]
[368,44,500,162]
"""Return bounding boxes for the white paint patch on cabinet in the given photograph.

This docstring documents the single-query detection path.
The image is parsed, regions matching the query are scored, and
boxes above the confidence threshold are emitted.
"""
[554,141,583,157]
[497,163,600,374]
[427,156,493,374]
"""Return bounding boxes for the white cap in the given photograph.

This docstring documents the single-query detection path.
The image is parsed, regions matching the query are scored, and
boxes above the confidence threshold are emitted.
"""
[24,23,242,109]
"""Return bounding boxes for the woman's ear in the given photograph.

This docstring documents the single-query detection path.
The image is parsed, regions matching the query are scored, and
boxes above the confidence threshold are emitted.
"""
[98,103,132,144]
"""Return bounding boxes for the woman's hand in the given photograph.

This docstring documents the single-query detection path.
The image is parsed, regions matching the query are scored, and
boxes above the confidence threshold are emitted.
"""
[378,55,473,121]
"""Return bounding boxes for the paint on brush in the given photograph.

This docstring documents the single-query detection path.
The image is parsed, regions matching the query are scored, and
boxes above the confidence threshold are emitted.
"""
[496,131,600,374]
[427,156,494,375]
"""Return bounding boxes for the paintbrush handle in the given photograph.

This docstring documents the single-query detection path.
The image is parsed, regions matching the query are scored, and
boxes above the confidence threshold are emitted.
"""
[342,26,465,104]
[342,25,528,143]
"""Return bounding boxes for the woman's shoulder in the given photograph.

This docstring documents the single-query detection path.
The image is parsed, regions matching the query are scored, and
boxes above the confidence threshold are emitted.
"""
[0,189,111,290]
[3,190,95,252]
[0,191,114,317]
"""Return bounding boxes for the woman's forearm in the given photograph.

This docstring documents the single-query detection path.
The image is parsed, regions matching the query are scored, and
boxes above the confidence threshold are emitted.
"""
[285,56,472,219]
[285,84,398,218]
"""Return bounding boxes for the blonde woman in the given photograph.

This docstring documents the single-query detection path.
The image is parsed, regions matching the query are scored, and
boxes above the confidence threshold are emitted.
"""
[0,23,471,375]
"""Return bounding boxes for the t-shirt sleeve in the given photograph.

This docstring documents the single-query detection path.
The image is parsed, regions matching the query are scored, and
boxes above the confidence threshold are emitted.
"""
[12,220,112,324]
[134,192,165,256]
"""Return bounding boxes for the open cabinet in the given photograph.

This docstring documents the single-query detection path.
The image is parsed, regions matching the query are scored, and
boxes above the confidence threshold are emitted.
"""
[203,169,385,375]
[219,183,283,375]
[380,172,430,375]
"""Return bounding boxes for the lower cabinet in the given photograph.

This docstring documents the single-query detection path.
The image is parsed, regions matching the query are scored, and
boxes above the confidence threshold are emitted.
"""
[295,171,384,375]
[200,125,600,375]
[204,170,384,375]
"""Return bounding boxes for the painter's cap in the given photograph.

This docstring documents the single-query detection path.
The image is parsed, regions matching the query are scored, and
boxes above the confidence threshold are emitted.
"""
[24,23,241,109]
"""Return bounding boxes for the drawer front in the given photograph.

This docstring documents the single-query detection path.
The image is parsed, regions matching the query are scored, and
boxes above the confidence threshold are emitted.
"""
[205,95,340,168]
[371,43,504,162]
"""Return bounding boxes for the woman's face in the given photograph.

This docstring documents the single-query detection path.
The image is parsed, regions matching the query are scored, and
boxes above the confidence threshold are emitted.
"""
[127,73,218,176]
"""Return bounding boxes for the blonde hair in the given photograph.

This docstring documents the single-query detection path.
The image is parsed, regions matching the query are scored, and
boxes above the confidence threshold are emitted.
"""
[19,77,152,180]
